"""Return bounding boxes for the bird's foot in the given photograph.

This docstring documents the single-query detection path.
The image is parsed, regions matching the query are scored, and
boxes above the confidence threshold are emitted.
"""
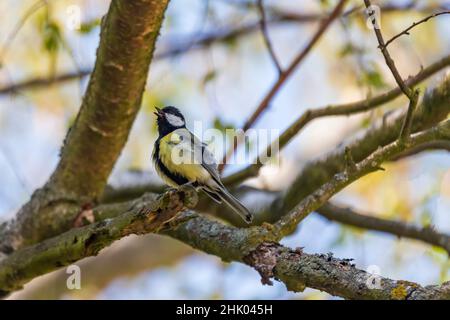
[179,182,197,192]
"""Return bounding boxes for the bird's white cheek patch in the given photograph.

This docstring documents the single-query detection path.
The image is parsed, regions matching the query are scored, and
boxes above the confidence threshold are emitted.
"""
[166,113,185,127]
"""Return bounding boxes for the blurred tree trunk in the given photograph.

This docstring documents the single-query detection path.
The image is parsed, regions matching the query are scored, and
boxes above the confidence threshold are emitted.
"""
[0,0,170,252]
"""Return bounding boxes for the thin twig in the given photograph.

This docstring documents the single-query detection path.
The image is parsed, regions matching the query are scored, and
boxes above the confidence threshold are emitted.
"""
[364,0,419,143]
[0,69,91,94]
[0,0,47,63]
[219,0,348,172]
[384,11,450,48]
[222,54,450,186]
[398,88,420,141]
[256,0,282,74]
[1,2,445,96]
[365,1,411,97]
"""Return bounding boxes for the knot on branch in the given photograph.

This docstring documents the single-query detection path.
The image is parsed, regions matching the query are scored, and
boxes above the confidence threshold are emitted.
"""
[243,242,307,291]
[243,242,281,285]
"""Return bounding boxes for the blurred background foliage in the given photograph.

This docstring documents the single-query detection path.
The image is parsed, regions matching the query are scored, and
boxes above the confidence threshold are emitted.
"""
[0,0,449,299]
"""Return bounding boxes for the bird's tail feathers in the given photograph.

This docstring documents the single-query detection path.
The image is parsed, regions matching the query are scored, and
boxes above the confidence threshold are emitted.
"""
[212,187,253,224]
[202,188,222,204]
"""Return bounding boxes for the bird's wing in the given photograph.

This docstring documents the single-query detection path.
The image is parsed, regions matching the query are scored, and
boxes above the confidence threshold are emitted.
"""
[190,132,223,187]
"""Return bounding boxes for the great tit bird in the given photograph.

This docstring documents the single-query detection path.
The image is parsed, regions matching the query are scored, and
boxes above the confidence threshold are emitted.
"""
[152,106,253,223]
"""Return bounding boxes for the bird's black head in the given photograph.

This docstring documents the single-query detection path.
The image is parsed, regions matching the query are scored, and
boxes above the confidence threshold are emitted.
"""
[154,106,186,137]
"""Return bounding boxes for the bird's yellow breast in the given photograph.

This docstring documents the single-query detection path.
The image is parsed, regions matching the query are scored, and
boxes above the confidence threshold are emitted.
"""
[157,130,210,184]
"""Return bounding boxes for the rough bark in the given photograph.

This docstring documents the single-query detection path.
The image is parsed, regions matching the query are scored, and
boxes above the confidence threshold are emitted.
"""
[169,219,450,300]
[3,206,449,300]
[0,189,197,296]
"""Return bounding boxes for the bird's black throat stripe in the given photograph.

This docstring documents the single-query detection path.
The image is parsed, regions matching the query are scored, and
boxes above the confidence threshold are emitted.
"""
[154,138,189,186]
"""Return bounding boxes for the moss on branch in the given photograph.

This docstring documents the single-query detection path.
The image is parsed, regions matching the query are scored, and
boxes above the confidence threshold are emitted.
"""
[0,189,197,296]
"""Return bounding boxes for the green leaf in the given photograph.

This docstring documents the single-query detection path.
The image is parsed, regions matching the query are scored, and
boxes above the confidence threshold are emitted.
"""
[319,0,331,9]
[78,19,101,34]
[339,43,365,57]
[362,69,387,89]
[213,117,235,133]
[419,208,432,228]
[360,116,372,128]
[42,21,61,53]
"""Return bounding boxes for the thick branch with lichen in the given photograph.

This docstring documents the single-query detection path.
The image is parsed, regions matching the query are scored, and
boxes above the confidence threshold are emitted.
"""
[272,119,450,236]
[167,218,450,300]
[0,189,197,296]
[2,206,450,299]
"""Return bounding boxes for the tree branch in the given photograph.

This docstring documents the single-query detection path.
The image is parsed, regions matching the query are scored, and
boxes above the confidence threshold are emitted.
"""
[390,139,450,160]
[223,55,450,186]
[0,188,198,296]
[1,2,446,96]
[275,75,450,219]
[272,119,450,236]
[318,203,450,255]
[3,200,450,299]
[0,0,170,253]
[0,69,91,95]
[256,0,282,74]
[384,11,450,48]
[219,0,349,172]
[0,206,450,300]
[364,0,419,143]
[166,214,450,299]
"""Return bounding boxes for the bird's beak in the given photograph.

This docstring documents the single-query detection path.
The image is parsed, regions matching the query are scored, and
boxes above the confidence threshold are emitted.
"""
[154,107,163,118]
